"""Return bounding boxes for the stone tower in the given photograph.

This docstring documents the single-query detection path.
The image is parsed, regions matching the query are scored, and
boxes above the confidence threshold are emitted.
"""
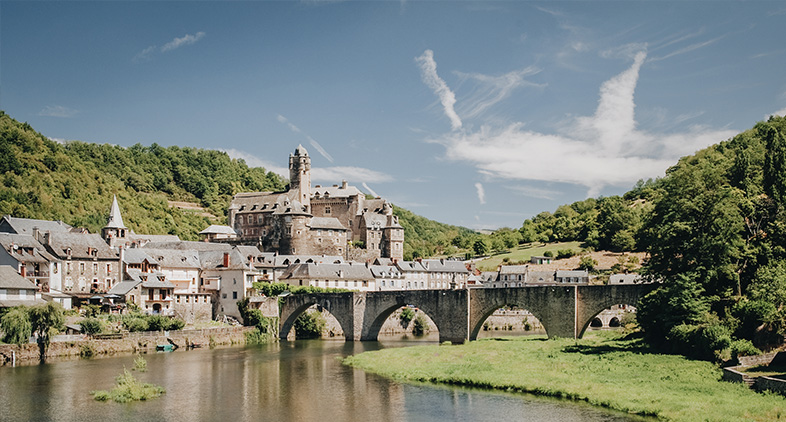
[382,203,404,261]
[102,195,128,248]
[289,145,311,211]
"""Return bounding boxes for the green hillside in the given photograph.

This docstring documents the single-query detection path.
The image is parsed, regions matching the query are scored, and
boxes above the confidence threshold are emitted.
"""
[0,111,286,239]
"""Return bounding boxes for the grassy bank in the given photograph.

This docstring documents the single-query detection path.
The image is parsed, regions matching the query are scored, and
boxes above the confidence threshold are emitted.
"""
[344,332,786,421]
[476,241,582,271]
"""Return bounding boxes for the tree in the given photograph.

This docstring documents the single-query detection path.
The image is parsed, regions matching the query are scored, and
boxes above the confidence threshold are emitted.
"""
[28,302,65,361]
[0,307,32,346]
[473,238,490,256]
[578,255,597,271]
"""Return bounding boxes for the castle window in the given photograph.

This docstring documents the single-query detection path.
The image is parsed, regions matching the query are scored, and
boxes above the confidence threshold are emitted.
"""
[258,215,263,224]
[239,216,244,224]
[325,206,331,214]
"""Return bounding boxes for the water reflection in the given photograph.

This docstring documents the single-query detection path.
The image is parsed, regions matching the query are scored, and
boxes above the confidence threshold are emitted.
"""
[0,337,645,422]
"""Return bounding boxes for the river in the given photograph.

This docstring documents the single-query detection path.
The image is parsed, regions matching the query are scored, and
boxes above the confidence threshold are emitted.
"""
[0,334,646,422]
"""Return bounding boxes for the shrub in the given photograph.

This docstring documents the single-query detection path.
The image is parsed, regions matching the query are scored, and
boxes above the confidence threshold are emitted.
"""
[80,343,95,358]
[578,255,598,271]
[294,310,325,339]
[80,318,103,335]
[167,318,185,331]
[556,249,576,259]
[400,307,415,325]
[122,317,149,332]
[730,339,761,359]
[146,315,169,331]
[412,315,428,336]
[543,251,554,257]
[83,304,101,318]
[92,368,165,403]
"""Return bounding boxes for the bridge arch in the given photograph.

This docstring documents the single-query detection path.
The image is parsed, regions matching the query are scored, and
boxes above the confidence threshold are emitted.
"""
[575,284,654,338]
[469,286,576,339]
[470,303,547,340]
[361,290,466,343]
[279,293,356,341]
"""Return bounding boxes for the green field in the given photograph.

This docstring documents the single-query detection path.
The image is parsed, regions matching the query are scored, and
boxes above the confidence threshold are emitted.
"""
[475,241,582,271]
[344,332,786,421]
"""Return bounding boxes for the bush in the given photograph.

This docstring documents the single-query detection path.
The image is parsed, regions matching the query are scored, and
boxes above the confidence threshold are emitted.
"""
[294,310,325,339]
[122,317,149,332]
[145,315,184,331]
[667,322,732,361]
[578,255,598,271]
[400,307,415,325]
[412,315,428,336]
[730,339,761,359]
[80,318,103,335]
[83,304,101,318]
[556,249,576,259]
[543,251,554,257]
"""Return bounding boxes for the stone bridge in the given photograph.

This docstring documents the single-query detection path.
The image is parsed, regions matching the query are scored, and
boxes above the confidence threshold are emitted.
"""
[279,284,655,343]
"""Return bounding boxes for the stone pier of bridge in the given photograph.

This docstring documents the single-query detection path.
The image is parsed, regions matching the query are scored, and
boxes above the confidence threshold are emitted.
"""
[278,284,655,343]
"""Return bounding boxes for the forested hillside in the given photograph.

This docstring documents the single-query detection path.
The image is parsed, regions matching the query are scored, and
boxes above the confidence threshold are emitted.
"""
[393,205,477,260]
[0,111,286,239]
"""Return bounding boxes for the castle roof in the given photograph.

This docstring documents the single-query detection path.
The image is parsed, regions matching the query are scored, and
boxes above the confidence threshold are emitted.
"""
[294,144,308,156]
[310,217,347,231]
[199,225,238,236]
[312,184,363,199]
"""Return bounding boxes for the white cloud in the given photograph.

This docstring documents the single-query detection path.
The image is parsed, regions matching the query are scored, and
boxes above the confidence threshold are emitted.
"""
[161,32,206,52]
[423,50,738,197]
[312,166,393,184]
[308,138,334,163]
[416,50,462,131]
[474,183,486,205]
[649,35,724,62]
[133,45,157,63]
[455,67,544,119]
[38,105,79,118]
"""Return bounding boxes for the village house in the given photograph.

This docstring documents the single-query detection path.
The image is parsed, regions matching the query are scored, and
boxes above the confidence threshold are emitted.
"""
[199,248,259,320]
[420,259,470,289]
[369,264,404,290]
[0,233,60,293]
[108,269,175,315]
[278,261,376,291]
[555,270,589,283]
[40,231,119,296]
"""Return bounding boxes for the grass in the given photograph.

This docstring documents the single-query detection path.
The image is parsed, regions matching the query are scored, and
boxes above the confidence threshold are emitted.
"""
[745,364,786,378]
[92,357,165,403]
[344,332,786,421]
[476,241,582,271]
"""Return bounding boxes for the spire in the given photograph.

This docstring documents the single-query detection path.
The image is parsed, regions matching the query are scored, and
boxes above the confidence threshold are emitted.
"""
[106,195,126,229]
[294,144,308,156]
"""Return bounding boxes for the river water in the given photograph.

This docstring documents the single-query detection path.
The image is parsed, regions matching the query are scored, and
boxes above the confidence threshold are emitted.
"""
[0,335,645,422]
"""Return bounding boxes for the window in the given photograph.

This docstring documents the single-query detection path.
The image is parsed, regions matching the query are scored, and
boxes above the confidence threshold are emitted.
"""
[325,206,331,214]
[232,291,237,299]
[149,290,154,301]
[161,290,167,300]
[80,263,85,274]
[239,216,244,224]
[106,263,112,274]
[93,263,98,273]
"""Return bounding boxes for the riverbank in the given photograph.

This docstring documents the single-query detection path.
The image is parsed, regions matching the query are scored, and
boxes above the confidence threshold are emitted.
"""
[0,326,253,365]
[344,332,786,421]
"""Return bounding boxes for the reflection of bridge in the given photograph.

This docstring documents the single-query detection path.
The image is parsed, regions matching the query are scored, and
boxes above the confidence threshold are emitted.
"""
[280,285,655,343]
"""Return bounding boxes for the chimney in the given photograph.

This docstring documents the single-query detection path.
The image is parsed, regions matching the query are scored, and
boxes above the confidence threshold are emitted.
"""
[20,265,27,278]
[32,227,39,242]
[223,252,230,268]
[341,180,348,189]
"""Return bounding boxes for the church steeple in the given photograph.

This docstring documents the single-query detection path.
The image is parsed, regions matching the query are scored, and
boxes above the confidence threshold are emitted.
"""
[102,195,128,247]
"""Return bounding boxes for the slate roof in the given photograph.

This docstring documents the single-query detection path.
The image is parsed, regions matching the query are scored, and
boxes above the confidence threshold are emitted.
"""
[310,217,347,231]
[142,248,201,269]
[233,192,293,214]
[142,241,231,251]
[499,265,529,275]
[0,215,73,235]
[199,225,238,235]
[274,255,344,266]
[104,195,126,229]
[234,246,276,266]
[280,262,373,281]
[199,249,250,270]
[480,271,499,282]
[396,261,427,273]
[122,248,157,265]
[420,259,469,273]
[527,271,555,283]
[362,213,387,229]
[108,280,140,295]
[44,232,117,260]
[0,265,39,290]
[0,233,57,264]
[369,265,402,278]
[311,184,363,199]
[609,274,642,284]
[556,270,588,278]
[128,234,181,244]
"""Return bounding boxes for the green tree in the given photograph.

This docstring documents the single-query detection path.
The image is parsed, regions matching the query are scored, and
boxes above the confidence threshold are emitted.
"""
[0,307,32,346]
[29,302,65,361]
[473,238,490,256]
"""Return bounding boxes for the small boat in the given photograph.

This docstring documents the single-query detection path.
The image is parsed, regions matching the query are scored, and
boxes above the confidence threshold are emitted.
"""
[156,344,174,352]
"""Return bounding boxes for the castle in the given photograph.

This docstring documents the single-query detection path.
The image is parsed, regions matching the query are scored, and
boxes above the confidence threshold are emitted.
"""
[228,146,404,261]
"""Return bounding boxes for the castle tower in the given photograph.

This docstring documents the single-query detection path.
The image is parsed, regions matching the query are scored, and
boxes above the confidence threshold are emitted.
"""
[289,145,311,211]
[102,195,128,248]
[382,203,404,261]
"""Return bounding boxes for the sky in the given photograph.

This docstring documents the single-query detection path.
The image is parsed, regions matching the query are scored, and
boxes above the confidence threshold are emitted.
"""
[2,1,786,231]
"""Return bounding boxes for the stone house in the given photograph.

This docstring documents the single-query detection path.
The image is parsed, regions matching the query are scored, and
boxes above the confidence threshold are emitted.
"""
[395,260,429,290]
[369,265,404,290]
[555,270,589,283]
[420,259,470,289]
[199,225,238,242]
[199,249,258,320]
[229,145,404,261]
[109,269,175,315]
[40,231,119,295]
[141,248,201,294]
[0,233,61,293]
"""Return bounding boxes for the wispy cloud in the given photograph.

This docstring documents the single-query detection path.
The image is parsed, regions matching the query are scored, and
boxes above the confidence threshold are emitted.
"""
[362,183,379,197]
[474,183,486,205]
[312,166,393,184]
[220,148,288,177]
[416,49,462,131]
[455,67,544,119]
[422,50,738,197]
[161,32,205,52]
[649,35,724,62]
[506,185,561,200]
[39,105,79,118]
[277,114,334,163]
[134,32,206,62]
[533,5,563,17]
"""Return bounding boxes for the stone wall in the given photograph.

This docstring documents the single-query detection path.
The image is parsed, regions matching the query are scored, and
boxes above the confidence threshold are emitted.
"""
[756,376,786,395]
[172,294,212,324]
[737,351,786,367]
[0,327,252,366]
[248,296,280,318]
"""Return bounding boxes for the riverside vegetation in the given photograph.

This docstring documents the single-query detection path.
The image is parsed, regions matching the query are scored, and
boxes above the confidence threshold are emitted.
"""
[92,356,165,403]
[344,331,786,422]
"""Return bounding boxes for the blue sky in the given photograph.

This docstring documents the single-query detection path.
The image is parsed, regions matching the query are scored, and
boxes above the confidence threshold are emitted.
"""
[2,1,786,230]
